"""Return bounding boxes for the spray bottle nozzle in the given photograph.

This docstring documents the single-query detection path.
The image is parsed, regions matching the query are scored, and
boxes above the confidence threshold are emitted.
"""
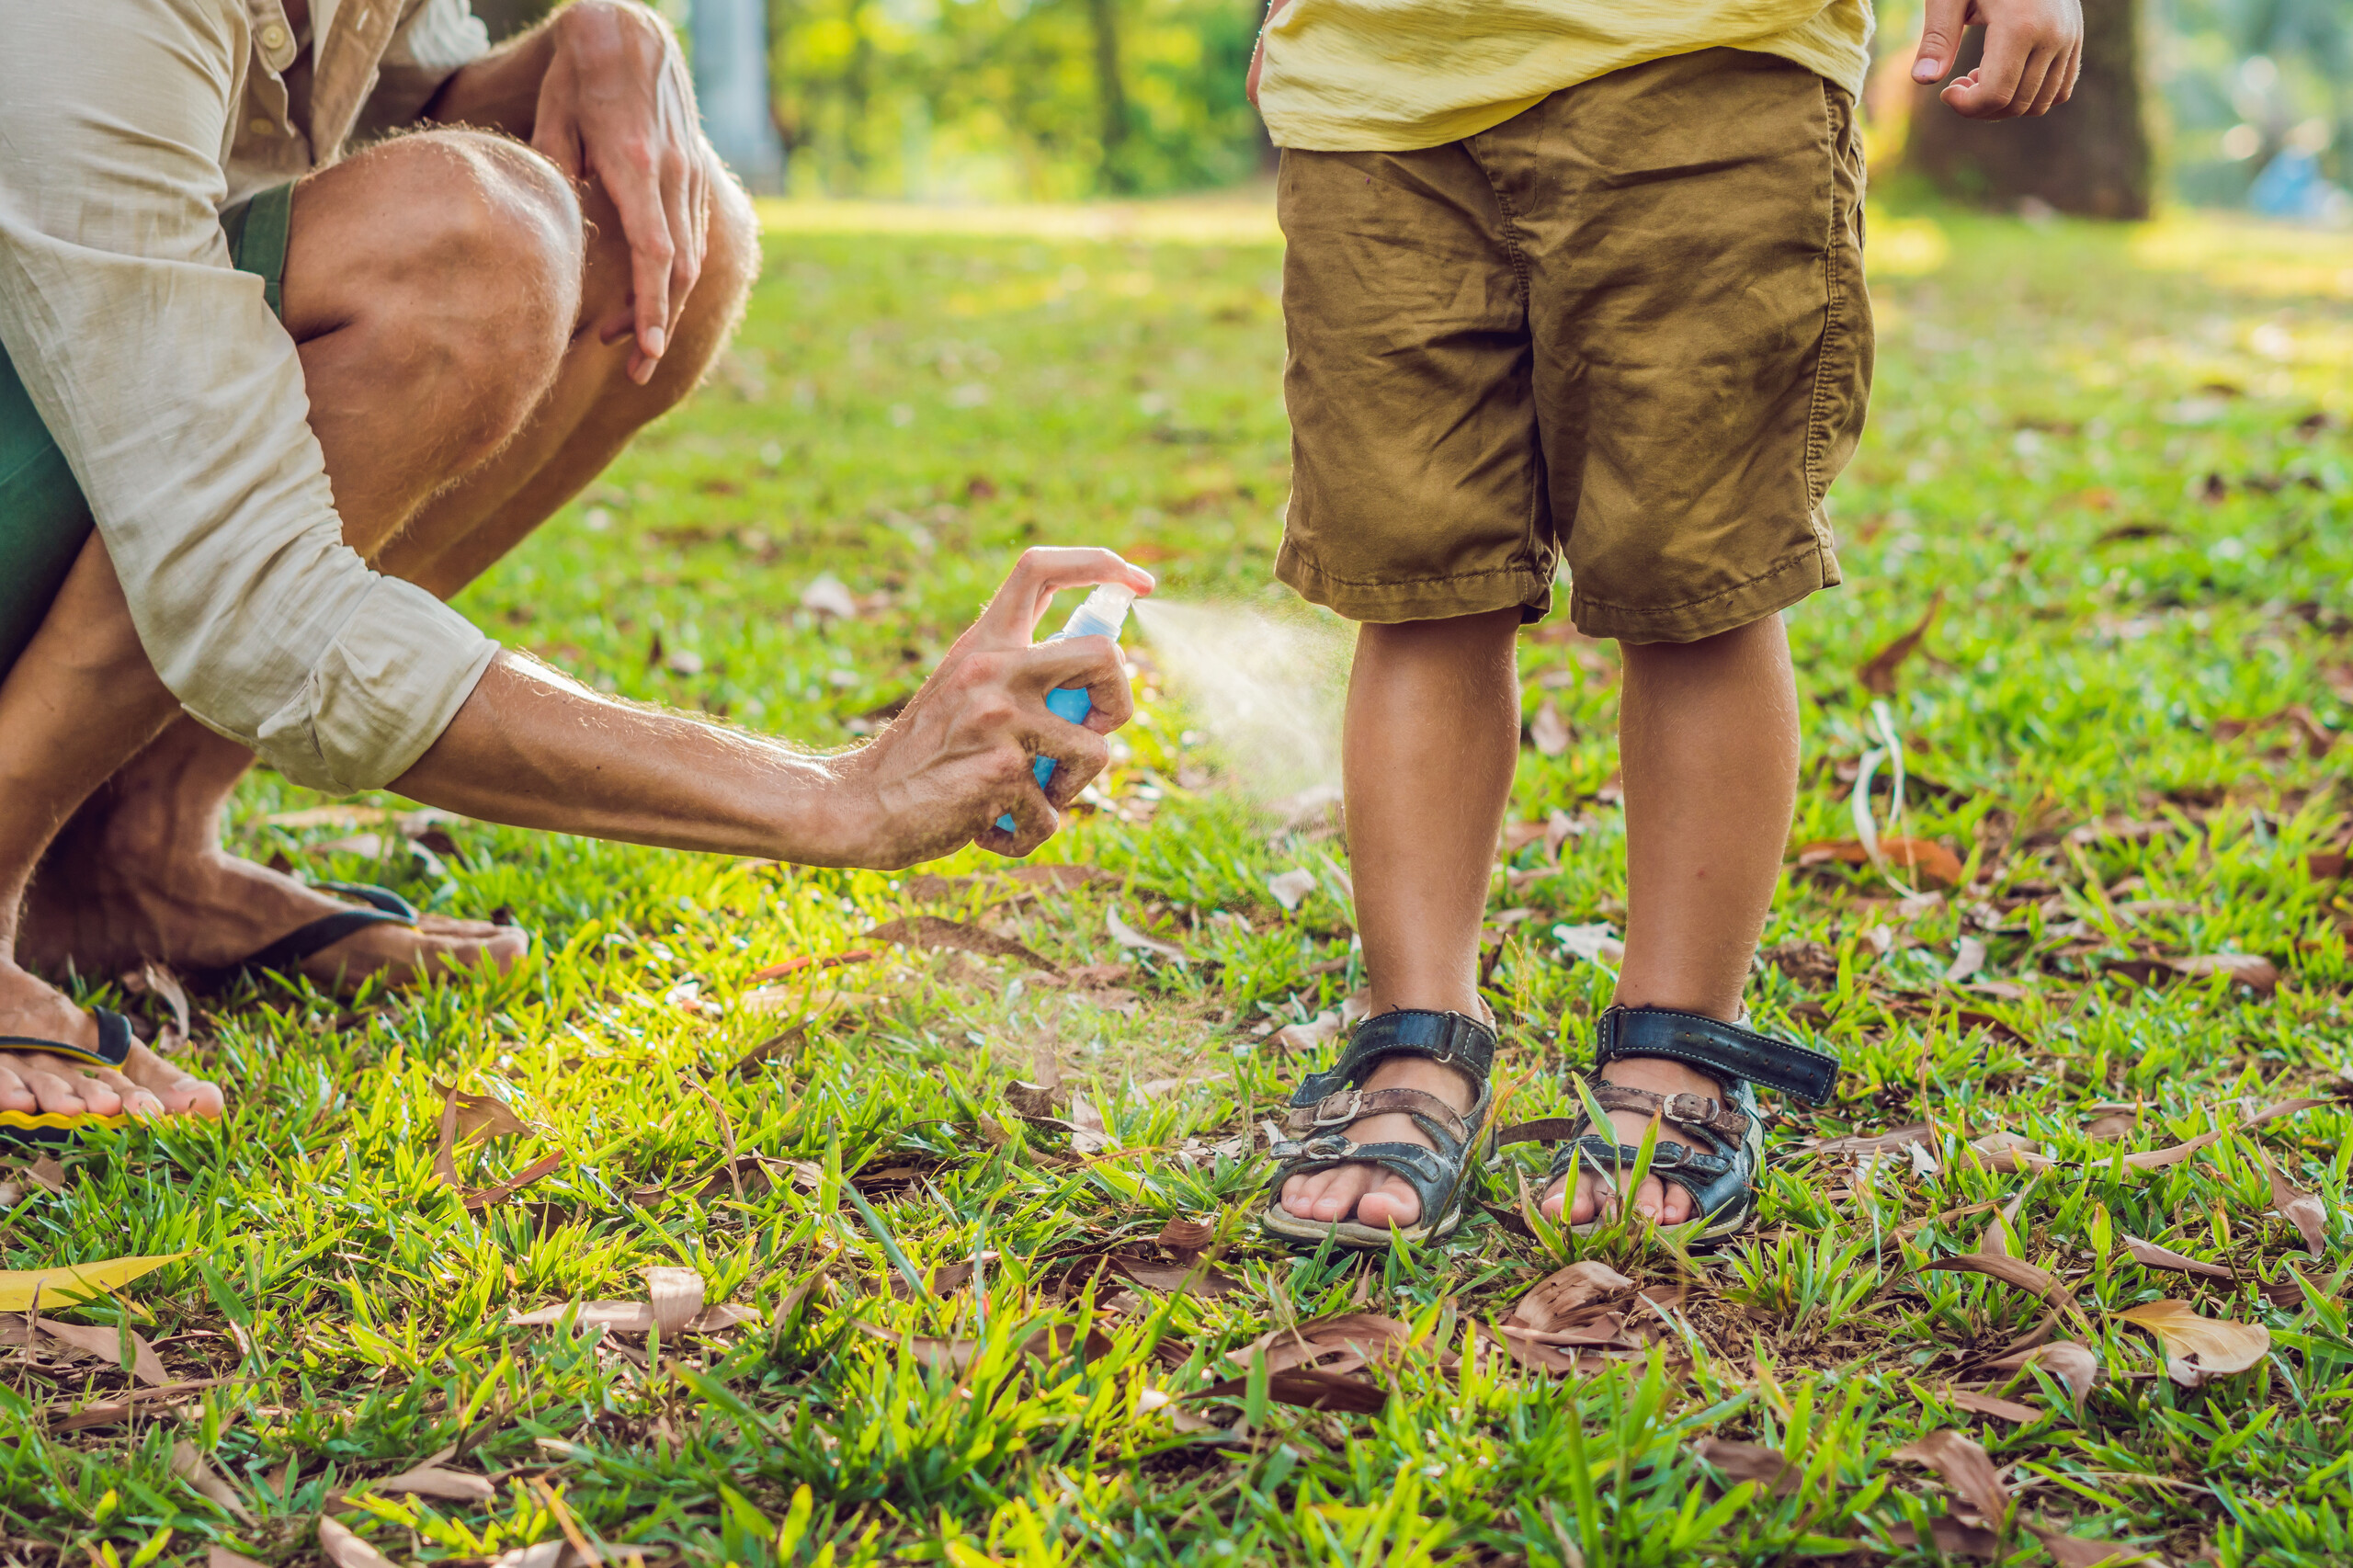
[1056,583,1136,642]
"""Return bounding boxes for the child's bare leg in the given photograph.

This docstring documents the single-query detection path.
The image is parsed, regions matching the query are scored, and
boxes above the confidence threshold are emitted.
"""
[1278,608,1521,1229]
[1544,613,1801,1224]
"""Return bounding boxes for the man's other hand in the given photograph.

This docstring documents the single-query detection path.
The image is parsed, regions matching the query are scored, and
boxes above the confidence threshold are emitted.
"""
[835,549,1158,869]
[1914,0,2083,119]
[533,0,709,385]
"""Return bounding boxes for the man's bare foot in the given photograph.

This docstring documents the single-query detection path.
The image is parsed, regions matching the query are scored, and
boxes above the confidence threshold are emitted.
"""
[1540,1056,1724,1226]
[22,845,526,989]
[1276,1053,1480,1230]
[0,961,224,1125]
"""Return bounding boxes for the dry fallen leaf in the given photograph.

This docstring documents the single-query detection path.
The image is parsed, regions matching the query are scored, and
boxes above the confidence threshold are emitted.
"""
[1948,1388,2041,1425]
[1813,1122,1934,1156]
[1857,589,1944,695]
[2121,1235,2234,1280]
[1239,1312,1421,1378]
[1688,1436,1799,1495]
[1892,1426,2009,1529]
[2026,1527,2167,1567]
[2260,1154,2330,1258]
[507,1299,758,1334]
[0,1253,186,1312]
[1529,699,1571,757]
[1976,1189,2030,1259]
[1944,936,1988,984]
[1156,1217,1215,1258]
[21,1154,67,1195]
[436,1081,531,1143]
[1105,907,1186,961]
[24,1315,168,1386]
[1794,836,1966,888]
[1884,1515,2003,1559]
[375,1446,496,1502]
[1267,869,1319,911]
[1921,1252,2076,1315]
[1193,1367,1388,1415]
[2166,952,2279,994]
[1269,1009,1344,1055]
[1511,1260,1635,1332]
[317,1517,400,1568]
[2113,1299,2270,1388]
[642,1267,706,1335]
[210,1548,270,1568]
[1985,1340,2098,1410]
[170,1438,255,1523]
[1970,1131,2053,1175]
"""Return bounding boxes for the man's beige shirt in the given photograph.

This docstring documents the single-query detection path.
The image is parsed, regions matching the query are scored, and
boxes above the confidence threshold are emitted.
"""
[0,0,499,793]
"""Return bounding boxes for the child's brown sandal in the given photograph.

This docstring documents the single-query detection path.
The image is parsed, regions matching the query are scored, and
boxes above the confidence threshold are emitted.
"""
[1260,1008,1496,1251]
[1498,1006,1838,1246]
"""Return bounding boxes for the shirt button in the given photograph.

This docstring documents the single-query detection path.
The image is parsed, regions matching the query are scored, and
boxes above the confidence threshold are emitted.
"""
[260,22,289,48]
[248,117,278,136]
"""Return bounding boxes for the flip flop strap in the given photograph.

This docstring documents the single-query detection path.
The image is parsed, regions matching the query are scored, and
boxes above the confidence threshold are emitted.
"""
[236,884,418,976]
[0,1006,133,1070]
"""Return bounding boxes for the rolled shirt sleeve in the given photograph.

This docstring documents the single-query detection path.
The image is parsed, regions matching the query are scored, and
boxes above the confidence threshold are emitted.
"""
[0,0,497,794]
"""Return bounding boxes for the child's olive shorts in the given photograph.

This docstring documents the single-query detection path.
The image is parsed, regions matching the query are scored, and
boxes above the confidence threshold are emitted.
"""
[1275,48,1872,643]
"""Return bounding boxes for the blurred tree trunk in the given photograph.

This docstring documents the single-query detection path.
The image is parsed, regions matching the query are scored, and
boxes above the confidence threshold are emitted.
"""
[690,0,787,191]
[1904,0,2151,218]
[1086,0,1133,191]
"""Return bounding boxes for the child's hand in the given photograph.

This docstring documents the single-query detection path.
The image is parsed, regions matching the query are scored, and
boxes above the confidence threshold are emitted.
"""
[1913,0,2082,119]
[1245,0,1293,108]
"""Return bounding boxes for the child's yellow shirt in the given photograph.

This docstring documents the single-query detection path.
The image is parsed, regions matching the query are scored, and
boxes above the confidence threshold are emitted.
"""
[1256,0,1875,151]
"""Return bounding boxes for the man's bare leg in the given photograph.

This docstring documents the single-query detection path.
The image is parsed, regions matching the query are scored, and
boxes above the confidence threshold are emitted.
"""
[1545,614,1801,1224]
[1278,609,1520,1229]
[21,131,757,987]
[0,544,222,1122]
[0,129,591,1116]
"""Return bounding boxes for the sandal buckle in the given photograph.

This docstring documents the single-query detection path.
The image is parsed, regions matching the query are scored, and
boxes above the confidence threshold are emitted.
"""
[1310,1089,1362,1129]
[1662,1092,1717,1128]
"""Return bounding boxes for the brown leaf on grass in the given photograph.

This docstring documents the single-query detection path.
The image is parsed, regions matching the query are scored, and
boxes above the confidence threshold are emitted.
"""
[1949,1388,2042,1425]
[2260,1154,2330,1257]
[464,1153,564,1210]
[21,1154,66,1195]
[2213,703,2335,758]
[2083,1108,2141,1140]
[1687,1436,1800,1495]
[169,1438,255,1523]
[642,1267,705,1335]
[316,1517,399,1568]
[1892,1427,2009,1529]
[28,1316,168,1386]
[747,949,876,982]
[2122,1235,2234,1279]
[1192,1368,1388,1415]
[121,962,193,1047]
[52,1378,233,1431]
[1155,1217,1215,1258]
[435,1082,531,1143]
[1511,1260,1635,1332]
[1987,1340,2099,1408]
[1977,1190,2030,1258]
[2166,953,2280,994]
[2113,1300,2270,1388]
[1004,1079,1063,1119]
[865,915,1063,976]
[1794,836,1966,888]
[1239,1312,1421,1378]
[375,1446,495,1502]
[1970,1132,2053,1175]
[2026,1528,2168,1567]
[849,1319,1112,1373]
[1858,589,1945,695]
[506,1297,758,1335]
[1109,1252,1241,1300]
[432,1086,563,1210]
[1269,1009,1344,1055]
[1921,1252,2075,1314]
[1884,1516,2004,1559]
[1811,1122,1934,1156]
[210,1548,270,1568]
[1528,699,1571,757]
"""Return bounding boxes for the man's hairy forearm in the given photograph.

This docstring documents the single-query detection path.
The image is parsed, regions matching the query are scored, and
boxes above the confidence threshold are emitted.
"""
[392,653,862,864]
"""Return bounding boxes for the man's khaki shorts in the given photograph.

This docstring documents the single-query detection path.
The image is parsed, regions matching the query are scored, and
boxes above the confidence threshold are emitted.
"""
[1276,49,1872,642]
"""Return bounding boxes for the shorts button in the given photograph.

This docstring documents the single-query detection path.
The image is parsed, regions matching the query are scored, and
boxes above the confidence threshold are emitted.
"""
[248,117,278,137]
[260,22,289,48]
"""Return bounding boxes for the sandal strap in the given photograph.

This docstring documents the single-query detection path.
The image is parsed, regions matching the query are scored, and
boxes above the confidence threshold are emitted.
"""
[1597,1005,1838,1104]
[1498,1081,1748,1145]
[1291,1008,1495,1106]
[0,1007,133,1072]
[1282,1085,1470,1144]
[1563,1134,1734,1181]
[1268,1135,1451,1195]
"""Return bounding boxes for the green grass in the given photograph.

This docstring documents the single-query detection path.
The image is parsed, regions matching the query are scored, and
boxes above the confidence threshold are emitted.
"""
[6,197,2352,1567]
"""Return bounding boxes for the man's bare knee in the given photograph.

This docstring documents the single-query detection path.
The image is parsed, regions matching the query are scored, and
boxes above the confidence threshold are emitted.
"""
[287,130,585,470]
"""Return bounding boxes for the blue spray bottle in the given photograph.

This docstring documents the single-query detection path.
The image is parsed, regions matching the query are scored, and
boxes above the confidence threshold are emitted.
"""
[996,582,1137,834]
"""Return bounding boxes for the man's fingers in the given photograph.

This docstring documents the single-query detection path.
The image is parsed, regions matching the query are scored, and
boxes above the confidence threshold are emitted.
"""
[976,761,1060,858]
[1018,636,1136,730]
[1912,0,1970,81]
[531,99,587,182]
[1029,722,1112,808]
[602,153,676,382]
[975,547,1156,642]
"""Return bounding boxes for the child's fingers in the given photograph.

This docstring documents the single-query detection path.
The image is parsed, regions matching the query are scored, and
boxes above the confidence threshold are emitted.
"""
[1911,0,1970,82]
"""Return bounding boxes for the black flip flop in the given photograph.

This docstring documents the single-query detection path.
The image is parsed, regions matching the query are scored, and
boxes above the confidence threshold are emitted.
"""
[228,881,421,981]
[0,1007,139,1148]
